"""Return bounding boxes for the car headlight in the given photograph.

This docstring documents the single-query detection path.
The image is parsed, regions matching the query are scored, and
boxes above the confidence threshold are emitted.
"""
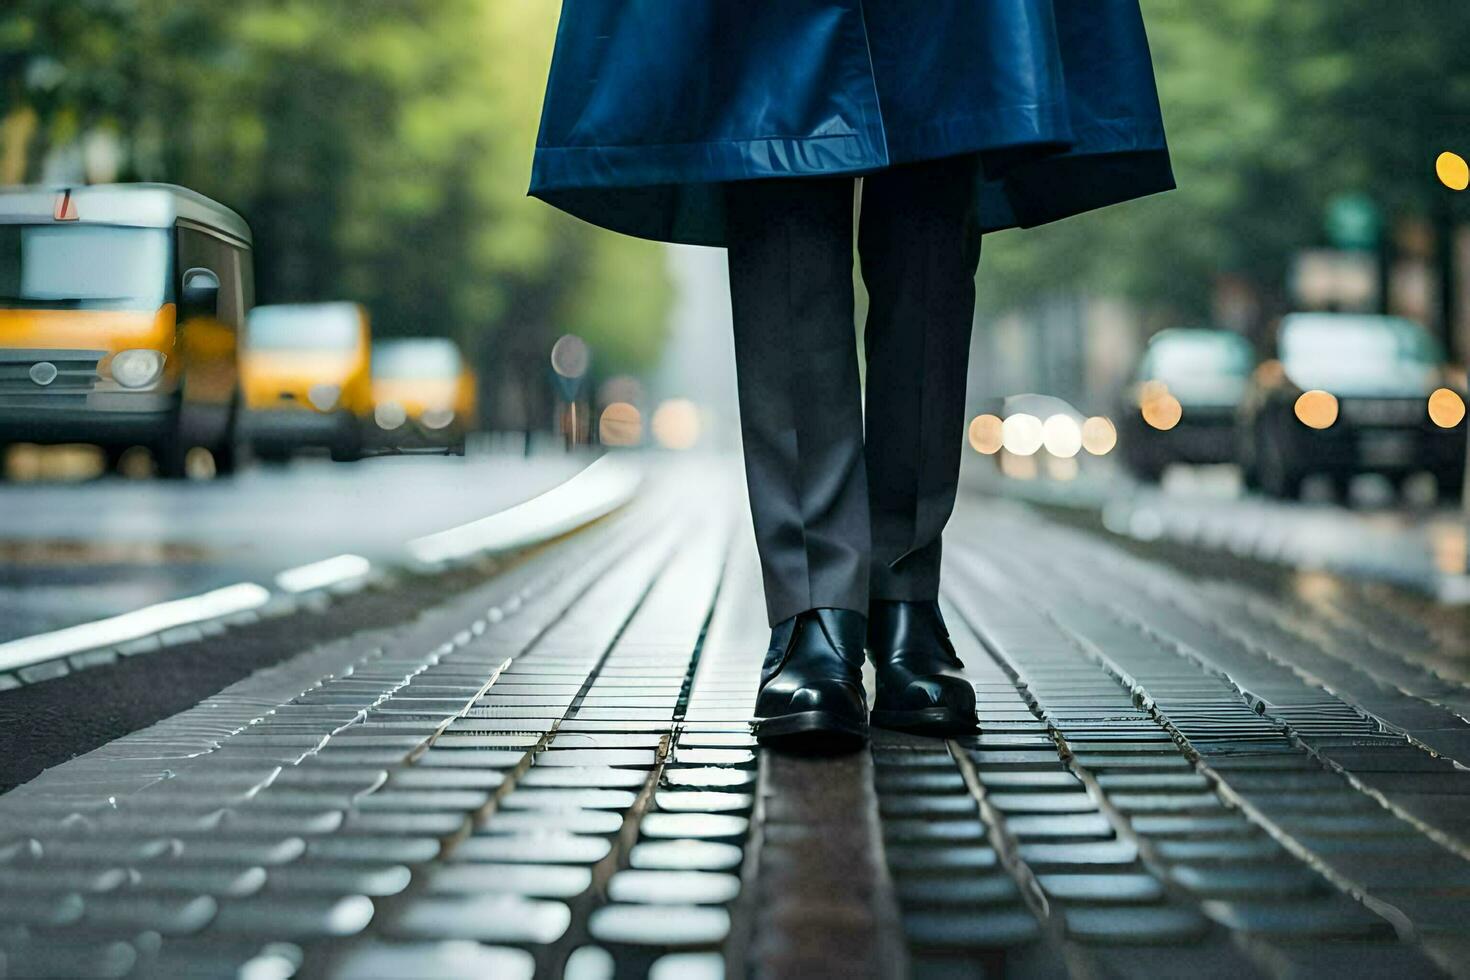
[110,349,166,389]
[375,401,407,430]
[307,383,341,412]
[1294,389,1338,429]
[421,408,456,430]
[1429,388,1466,428]
[1140,393,1182,431]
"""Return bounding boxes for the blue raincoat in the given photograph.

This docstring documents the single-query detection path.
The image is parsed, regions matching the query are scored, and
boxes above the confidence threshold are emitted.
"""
[531,0,1173,246]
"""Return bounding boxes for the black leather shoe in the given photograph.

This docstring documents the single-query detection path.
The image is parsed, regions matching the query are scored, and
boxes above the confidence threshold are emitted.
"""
[754,608,869,749]
[867,600,978,736]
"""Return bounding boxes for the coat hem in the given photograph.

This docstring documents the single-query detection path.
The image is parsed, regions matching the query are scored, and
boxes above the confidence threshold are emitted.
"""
[531,97,1096,195]
[532,133,887,196]
[530,146,1175,248]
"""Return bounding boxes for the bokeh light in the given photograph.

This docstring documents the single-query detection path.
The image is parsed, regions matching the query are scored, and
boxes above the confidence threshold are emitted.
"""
[968,414,1003,454]
[1428,387,1466,428]
[1432,522,1467,576]
[999,451,1038,480]
[184,447,217,480]
[1046,456,1079,481]
[1140,387,1182,431]
[1294,389,1339,429]
[1041,414,1082,458]
[1438,151,1470,192]
[1255,359,1287,386]
[599,375,643,406]
[599,402,643,446]
[1081,417,1118,456]
[374,401,407,430]
[1138,379,1169,404]
[652,399,701,450]
[118,446,152,479]
[3,444,105,482]
[1001,414,1044,456]
[550,334,590,379]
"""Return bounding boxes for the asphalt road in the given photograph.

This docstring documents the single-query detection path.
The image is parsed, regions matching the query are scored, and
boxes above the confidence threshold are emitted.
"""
[0,452,587,643]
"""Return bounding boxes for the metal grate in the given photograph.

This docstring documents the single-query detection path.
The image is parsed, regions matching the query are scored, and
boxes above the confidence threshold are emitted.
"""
[0,349,105,395]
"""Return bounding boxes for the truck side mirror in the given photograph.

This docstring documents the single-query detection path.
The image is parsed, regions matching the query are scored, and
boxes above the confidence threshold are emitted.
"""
[180,267,221,321]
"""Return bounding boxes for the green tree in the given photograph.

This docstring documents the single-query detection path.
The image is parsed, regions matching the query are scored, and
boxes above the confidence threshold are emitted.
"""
[980,0,1470,349]
[0,0,672,429]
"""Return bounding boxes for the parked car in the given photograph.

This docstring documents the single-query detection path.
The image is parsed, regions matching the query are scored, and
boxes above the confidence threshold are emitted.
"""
[0,183,253,477]
[240,303,372,462]
[370,338,477,454]
[1120,328,1254,481]
[1238,313,1467,499]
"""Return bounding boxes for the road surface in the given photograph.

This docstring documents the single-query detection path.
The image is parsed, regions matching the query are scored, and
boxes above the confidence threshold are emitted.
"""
[0,453,586,643]
[2,459,1469,977]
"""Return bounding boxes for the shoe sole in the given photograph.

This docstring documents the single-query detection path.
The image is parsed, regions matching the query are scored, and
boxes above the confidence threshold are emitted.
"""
[871,706,980,737]
[755,710,869,751]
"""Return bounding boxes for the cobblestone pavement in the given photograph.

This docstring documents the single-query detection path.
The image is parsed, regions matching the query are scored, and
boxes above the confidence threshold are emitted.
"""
[3,467,1469,978]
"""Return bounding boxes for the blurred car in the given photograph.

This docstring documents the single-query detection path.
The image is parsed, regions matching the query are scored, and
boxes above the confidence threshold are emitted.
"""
[240,303,372,462]
[1238,313,1467,499]
[0,183,253,477]
[1120,328,1254,481]
[370,338,477,454]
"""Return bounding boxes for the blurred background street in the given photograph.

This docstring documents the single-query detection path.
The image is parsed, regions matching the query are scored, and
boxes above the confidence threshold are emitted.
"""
[4,2,1470,978]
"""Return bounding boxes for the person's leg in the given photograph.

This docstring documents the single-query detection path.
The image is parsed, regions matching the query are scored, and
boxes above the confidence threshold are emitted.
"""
[726,176,870,627]
[727,175,871,748]
[857,155,983,735]
[859,155,982,602]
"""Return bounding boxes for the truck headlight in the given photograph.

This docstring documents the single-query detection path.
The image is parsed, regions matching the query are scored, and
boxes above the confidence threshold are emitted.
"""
[307,384,341,412]
[110,349,166,389]
[422,408,456,430]
[375,401,407,430]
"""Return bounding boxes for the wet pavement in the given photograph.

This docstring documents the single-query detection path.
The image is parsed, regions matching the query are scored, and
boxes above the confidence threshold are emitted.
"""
[3,461,1470,977]
[0,454,585,642]
[967,459,1470,603]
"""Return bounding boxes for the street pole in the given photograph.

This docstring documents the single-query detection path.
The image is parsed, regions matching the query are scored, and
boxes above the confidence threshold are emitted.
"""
[1446,207,1470,515]
[1434,196,1460,362]
[1431,195,1469,513]
[1432,152,1470,513]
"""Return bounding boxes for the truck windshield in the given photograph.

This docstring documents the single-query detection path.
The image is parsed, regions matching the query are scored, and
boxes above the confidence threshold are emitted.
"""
[0,225,171,311]
[247,305,361,352]
[373,341,462,379]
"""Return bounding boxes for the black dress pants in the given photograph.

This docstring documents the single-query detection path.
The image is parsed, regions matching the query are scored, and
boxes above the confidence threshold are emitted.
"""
[726,156,983,626]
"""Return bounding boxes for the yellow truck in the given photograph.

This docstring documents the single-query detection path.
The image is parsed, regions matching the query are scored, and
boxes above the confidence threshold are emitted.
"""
[370,338,478,455]
[0,184,253,476]
[240,303,372,462]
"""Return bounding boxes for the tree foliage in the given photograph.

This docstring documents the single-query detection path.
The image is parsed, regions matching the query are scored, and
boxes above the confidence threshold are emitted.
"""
[0,0,671,428]
[6,1,1467,387]
[980,0,1470,333]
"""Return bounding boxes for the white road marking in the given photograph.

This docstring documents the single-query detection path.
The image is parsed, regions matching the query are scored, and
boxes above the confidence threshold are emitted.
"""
[408,455,642,565]
[0,455,641,682]
[0,582,272,674]
[275,553,372,594]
